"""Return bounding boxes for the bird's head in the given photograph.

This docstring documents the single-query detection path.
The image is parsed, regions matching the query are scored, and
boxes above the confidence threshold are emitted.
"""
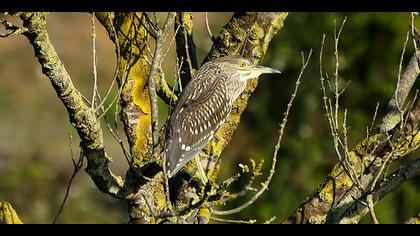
[209,56,281,82]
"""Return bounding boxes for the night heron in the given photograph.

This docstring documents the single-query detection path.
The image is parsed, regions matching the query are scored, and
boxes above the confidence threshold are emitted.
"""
[164,56,281,182]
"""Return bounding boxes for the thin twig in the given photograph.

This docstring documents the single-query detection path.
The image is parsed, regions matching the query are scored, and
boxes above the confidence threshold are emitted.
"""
[366,194,380,224]
[379,29,419,132]
[148,12,176,157]
[411,13,418,54]
[322,18,364,192]
[94,13,121,113]
[333,18,347,134]
[369,150,394,193]
[210,216,256,224]
[205,12,214,40]
[96,34,133,120]
[135,13,157,39]
[396,31,410,125]
[91,13,98,108]
[53,134,84,224]
[367,102,380,138]
[403,90,419,128]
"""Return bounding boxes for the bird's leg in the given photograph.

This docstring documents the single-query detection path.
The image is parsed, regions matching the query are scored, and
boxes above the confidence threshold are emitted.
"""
[195,155,208,184]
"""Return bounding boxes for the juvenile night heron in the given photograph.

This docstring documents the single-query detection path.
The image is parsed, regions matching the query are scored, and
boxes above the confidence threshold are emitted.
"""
[164,56,281,182]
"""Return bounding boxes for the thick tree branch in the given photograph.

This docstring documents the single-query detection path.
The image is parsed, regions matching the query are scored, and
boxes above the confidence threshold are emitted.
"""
[338,158,420,224]
[19,12,125,198]
[379,48,420,132]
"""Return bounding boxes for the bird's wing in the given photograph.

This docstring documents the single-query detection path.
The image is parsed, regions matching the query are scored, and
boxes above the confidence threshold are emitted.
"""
[165,76,230,177]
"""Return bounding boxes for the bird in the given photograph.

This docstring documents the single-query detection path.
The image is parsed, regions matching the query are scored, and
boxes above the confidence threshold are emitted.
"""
[164,56,281,182]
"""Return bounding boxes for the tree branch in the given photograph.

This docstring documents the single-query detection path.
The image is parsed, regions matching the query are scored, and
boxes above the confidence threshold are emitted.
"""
[19,12,125,198]
[379,47,420,132]
[148,12,176,157]
[338,158,420,224]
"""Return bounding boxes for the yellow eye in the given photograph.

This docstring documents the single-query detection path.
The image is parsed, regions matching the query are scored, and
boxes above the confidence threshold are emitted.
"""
[240,61,247,67]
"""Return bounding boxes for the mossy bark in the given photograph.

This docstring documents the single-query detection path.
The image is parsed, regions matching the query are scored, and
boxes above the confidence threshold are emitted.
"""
[0,201,23,224]
[20,12,125,197]
[96,12,152,165]
[406,211,420,224]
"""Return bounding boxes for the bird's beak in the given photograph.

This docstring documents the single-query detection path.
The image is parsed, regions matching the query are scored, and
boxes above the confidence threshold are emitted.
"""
[252,65,281,75]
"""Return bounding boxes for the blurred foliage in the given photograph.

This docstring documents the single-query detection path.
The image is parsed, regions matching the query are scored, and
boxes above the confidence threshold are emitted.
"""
[0,12,419,224]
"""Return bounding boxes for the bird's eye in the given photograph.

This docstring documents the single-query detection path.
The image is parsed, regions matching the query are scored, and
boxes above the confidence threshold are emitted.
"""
[239,61,247,67]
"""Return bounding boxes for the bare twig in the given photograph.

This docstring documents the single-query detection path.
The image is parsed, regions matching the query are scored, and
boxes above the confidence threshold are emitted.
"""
[96,28,133,120]
[91,13,132,164]
[148,12,176,156]
[91,13,98,108]
[156,65,178,105]
[212,50,312,216]
[333,17,347,133]
[53,133,84,224]
[395,31,411,131]
[366,194,379,224]
[403,89,419,128]
[205,12,214,40]
[320,19,364,192]
[210,216,256,224]
[175,12,198,86]
[411,13,418,54]
[96,57,130,120]
[135,12,157,39]
[379,32,419,132]
[367,102,380,138]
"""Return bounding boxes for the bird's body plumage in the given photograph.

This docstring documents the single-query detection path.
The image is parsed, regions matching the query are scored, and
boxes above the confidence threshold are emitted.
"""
[164,56,280,178]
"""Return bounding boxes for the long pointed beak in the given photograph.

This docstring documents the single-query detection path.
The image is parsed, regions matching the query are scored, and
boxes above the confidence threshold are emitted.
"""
[253,65,281,74]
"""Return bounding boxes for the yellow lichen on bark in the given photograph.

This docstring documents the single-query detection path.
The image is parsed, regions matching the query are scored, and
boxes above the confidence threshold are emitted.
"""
[97,12,152,164]
[117,13,152,164]
[128,59,152,164]
[0,201,23,224]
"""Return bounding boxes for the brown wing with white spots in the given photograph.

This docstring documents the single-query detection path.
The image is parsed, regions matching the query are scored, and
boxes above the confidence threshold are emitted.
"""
[165,72,231,177]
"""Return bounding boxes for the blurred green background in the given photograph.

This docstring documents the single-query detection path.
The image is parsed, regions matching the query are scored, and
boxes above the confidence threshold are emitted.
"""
[0,12,419,224]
